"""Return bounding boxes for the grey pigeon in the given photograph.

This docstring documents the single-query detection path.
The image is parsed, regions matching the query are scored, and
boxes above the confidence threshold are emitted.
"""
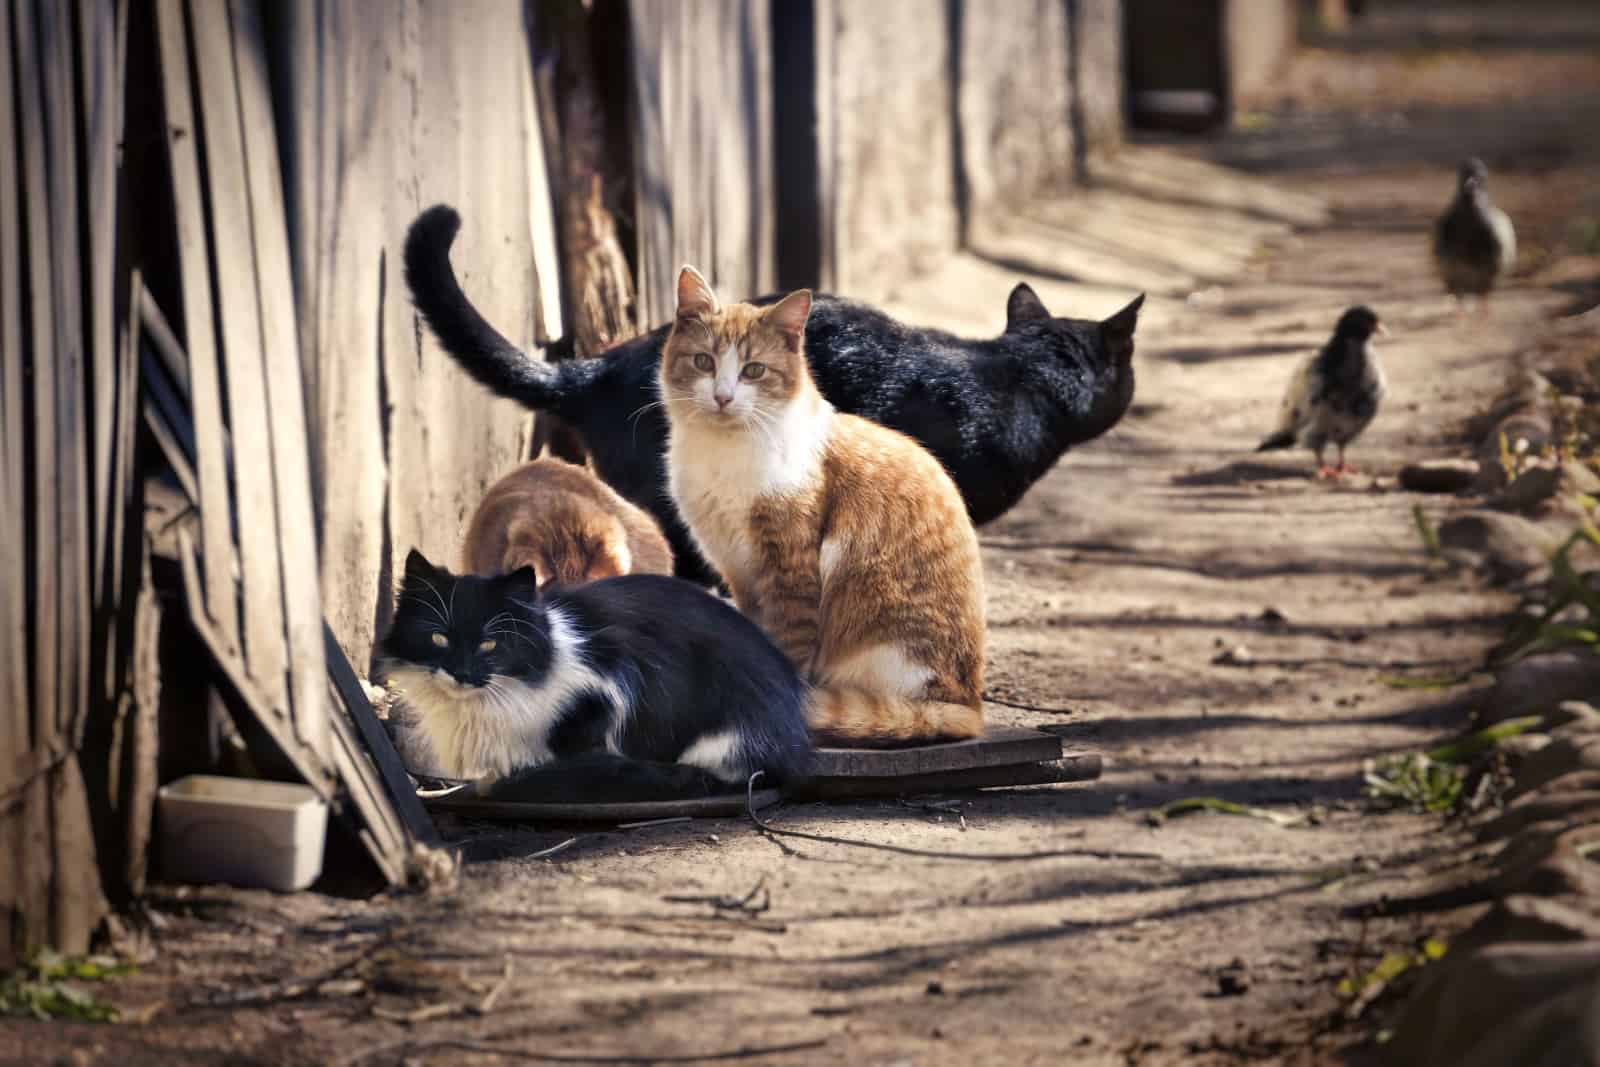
[1433,158,1516,304]
[1257,306,1388,478]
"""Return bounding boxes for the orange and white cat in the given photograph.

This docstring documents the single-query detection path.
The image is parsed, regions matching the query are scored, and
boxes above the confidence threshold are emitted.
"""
[462,458,673,587]
[659,267,986,745]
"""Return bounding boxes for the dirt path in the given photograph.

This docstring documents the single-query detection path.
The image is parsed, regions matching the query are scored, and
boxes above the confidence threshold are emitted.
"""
[7,6,1600,1066]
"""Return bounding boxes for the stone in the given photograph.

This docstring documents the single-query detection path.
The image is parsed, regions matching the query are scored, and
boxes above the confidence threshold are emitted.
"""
[1543,701,1600,733]
[1475,413,1553,492]
[1498,461,1600,516]
[1483,653,1600,724]
[1399,458,1481,494]
[1383,941,1600,1067]
[1509,734,1600,799]
[1436,511,1557,586]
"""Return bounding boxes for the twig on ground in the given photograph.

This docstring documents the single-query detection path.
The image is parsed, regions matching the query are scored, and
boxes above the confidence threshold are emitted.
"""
[408,1037,830,1063]
[981,692,1081,715]
[472,958,514,1015]
[744,774,1163,862]
[527,836,584,861]
[617,816,693,830]
[371,1001,462,1025]
[662,877,770,914]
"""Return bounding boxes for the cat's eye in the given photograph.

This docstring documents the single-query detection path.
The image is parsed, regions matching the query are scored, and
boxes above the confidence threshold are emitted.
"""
[740,362,767,381]
[692,353,715,373]
[431,633,449,648]
[478,639,497,652]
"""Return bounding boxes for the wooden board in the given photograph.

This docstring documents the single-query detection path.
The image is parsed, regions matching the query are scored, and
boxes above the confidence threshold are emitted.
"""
[0,0,28,787]
[189,0,289,715]
[155,0,239,654]
[800,753,1102,800]
[324,623,441,848]
[425,788,783,825]
[228,0,328,759]
[808,725,1065,779]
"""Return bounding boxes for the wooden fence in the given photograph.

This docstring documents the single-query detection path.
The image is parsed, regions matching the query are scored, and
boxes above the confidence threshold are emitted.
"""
[2,0,1131,961]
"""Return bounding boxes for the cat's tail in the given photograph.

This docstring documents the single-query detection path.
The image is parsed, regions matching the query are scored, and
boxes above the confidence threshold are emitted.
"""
[806,685,984,747]
[402,205,578,410]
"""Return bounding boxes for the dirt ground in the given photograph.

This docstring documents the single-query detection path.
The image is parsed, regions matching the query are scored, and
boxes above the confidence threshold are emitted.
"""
[7,4,1600,1066]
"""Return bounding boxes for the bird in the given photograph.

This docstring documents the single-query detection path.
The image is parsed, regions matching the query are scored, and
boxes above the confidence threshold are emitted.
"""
[1257,306,1389,479]
[1433,157,1516,310]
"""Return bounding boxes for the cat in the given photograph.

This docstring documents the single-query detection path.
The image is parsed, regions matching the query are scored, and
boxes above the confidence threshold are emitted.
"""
[404,205,1143,584]
[376,549,811,799]
[461,457,673,587]
[660,267,987,747]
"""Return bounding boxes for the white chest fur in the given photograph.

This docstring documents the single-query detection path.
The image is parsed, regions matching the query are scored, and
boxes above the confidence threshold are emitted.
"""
[666,402,832,593]
[383,608,627,780]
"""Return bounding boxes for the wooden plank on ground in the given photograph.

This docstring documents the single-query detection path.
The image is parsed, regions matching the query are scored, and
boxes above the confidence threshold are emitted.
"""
[324,623,440,847]
[228,0,327,758]
[154,0,239,654]
[424,789,784,824]
[40,0,91,745]
[807,725,1065,779]
[188,0,288,714]
[0,0,29,786]
[14,0,60,755]
[799,753,1103,800]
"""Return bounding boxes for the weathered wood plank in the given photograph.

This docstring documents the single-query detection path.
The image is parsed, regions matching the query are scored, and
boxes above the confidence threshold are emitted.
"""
[14,0,60,755]
[424,789,784,824]
[227,0,327,758]
[155,0,240,654]
[40,0,91,746]
[808,725,1064,778]
[324,695,408,882]
[799,753,1103,800]
[188,0,289,715]
[0,0,30,786]
[81,0,120,607]
[324,624,440,848]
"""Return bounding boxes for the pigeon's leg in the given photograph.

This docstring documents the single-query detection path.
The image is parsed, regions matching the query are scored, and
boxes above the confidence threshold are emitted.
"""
[1315,445,1337,480]
[1335,443,1357,476]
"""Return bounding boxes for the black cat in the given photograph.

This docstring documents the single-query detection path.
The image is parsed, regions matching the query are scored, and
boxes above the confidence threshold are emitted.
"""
[377,549,811,801]
[404,205,1143,583]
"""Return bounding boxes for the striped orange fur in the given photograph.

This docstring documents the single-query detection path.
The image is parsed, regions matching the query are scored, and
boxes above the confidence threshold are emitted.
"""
[659,267,985,745]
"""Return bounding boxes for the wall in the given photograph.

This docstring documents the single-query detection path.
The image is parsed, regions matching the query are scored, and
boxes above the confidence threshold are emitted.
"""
[275,0,561,668]
[1225,0,1297,108]
[812,0,1125,304]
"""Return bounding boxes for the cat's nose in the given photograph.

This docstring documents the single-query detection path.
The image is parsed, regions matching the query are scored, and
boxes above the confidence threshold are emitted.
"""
[713,391,734,410]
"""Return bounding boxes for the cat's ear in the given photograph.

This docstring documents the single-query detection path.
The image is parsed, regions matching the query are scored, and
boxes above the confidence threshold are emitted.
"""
[502,565,541,603]
[403,547,437,581]
[1005,283,1050,328]
[1100,293,1144,366]
[676,265,720,321]
[766,289,813,350]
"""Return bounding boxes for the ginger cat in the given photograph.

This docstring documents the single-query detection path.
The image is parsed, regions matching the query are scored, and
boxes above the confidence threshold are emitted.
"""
[660,267,985,745]
[462,458,673,586]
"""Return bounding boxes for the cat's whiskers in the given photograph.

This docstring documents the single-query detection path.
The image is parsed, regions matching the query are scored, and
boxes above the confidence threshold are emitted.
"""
[400,591,448,627]
[407,573,452,626]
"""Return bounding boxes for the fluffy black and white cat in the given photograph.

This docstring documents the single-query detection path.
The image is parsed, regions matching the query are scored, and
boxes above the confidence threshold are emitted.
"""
[403,205,1143,584]
[377,549,811,800]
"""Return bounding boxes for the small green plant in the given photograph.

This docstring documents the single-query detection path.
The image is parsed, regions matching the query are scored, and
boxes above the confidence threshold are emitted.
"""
[0,950,133,1022]
[1491,521,1600,667]
[1364,716,1542,813]
[1339,937,1447,1021]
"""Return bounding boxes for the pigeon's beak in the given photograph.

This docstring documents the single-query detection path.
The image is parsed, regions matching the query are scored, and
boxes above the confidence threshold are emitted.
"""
[1376,322,1390,338]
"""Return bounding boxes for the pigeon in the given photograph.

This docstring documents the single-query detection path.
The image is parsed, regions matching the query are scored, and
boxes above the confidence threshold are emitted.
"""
[1433,158,1516,308]
[1257,306,1388,479]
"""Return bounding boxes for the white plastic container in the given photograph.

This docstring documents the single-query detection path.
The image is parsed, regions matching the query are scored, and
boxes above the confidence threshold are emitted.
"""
[157,776,328,891]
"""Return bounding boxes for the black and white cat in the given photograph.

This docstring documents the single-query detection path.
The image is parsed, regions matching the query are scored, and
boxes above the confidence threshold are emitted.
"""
[404,205,1143,584]
[377,549,811,800]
